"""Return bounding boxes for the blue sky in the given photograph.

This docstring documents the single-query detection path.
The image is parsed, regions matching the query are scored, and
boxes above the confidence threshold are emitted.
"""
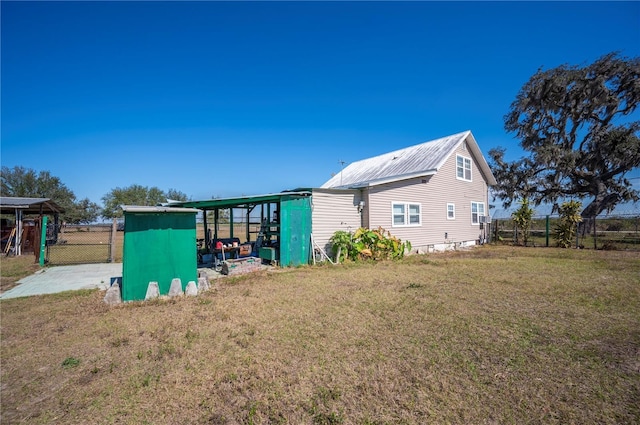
[2,1,639,214]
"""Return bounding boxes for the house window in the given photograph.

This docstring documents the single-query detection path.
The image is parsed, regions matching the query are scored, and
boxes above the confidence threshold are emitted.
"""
[447,203,455,220]
[392,202,421,227]
[456,155,472,181]
[471,202,485,225]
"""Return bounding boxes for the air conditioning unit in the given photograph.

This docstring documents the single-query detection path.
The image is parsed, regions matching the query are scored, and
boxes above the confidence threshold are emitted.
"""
[479,215,491,224]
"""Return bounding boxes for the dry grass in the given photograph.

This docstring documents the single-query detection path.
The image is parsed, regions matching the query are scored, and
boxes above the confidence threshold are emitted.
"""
[1,246,639,424]
[0,255,41,293]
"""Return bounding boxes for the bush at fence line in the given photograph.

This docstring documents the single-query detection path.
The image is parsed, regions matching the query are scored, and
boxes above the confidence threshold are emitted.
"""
[512,197,535,246]
[554,200,582,248]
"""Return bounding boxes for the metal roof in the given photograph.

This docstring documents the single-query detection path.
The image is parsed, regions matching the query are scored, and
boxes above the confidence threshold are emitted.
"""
[169,191,312,210]
[0,197,65,214]
[121,206,200,214]
[321,131,497,188]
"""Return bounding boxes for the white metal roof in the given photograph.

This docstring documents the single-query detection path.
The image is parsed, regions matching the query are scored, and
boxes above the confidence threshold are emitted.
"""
[321,130,497,188]
[121,205,200,214]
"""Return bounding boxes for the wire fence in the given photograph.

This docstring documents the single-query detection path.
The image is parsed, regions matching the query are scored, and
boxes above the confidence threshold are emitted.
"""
[46,223,119,265]
[491,213,640,251]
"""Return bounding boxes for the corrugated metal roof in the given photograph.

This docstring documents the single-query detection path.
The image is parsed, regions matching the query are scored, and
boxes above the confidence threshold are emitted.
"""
[0,197,65,214]
[169,191,312,210]
[121,205,200,214]
[321,131,496,188]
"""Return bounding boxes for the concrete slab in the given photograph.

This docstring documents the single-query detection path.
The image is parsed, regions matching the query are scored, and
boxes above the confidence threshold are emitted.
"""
[0,263,123,300]
[0,261,273,300]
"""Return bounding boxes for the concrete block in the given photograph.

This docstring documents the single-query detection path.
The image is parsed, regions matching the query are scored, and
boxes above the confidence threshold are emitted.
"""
[197,276,210,293]
[103,282,122,305]
[145,281,160,300]
[168,278,183,297]
[185,280,198,296]
[222,257,262,276]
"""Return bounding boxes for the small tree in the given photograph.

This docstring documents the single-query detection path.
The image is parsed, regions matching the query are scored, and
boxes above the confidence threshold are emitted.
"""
[554,200,583,248]
[512,197,535,246]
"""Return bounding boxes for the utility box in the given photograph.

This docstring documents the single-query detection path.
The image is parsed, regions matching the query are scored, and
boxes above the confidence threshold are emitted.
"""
[259,247,277,262]
[121,206,199,302]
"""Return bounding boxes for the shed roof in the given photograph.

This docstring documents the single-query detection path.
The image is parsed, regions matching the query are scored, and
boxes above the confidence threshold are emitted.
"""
[321,131,497,189]
[0,197,65,215]
[121,206,200,214]
[169,191,312,210]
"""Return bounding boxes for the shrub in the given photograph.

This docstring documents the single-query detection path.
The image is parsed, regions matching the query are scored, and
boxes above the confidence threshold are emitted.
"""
[554,200,582,248]
[512,197,535,246]
[330,227,411,262]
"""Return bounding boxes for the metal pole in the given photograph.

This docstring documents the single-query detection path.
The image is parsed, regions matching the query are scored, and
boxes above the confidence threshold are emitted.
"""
[545,215,549,247]
[39,216,48,266]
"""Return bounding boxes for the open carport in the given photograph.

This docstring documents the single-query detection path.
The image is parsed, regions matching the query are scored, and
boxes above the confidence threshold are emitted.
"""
[171,191,312,267]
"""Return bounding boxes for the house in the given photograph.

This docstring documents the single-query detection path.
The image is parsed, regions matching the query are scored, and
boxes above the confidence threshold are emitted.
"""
[314,130,497,253]
[170,130,496,265]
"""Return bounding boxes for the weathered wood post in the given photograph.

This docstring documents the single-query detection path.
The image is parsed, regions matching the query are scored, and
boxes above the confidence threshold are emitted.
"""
[110,218,117,263]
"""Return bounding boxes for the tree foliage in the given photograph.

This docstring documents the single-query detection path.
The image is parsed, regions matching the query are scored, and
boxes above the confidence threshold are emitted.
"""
[491,52,640,217]
[1,166,101,223]
[101,185,189,218]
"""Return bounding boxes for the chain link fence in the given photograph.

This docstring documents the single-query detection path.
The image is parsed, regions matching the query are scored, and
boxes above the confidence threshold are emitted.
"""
[46,223,120,265]
[491,213,640,251]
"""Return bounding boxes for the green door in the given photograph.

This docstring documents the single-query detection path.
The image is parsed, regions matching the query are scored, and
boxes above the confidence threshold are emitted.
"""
[279,196,311,266]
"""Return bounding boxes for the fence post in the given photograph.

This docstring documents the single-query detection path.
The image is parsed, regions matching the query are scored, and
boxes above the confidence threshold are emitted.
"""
[593,216,597,250]
[110,218,117,263]
[545,215,549,247]
[39,216,48,267]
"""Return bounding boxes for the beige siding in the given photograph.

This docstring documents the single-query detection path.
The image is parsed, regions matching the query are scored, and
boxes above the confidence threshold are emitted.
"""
[367,143,489,250]
[311,189,363,255]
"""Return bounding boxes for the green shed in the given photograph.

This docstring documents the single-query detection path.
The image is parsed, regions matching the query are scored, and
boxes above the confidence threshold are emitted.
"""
[121,206,199,302]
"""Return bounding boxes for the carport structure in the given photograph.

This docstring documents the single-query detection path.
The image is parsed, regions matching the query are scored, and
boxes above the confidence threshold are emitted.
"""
[171,191,312,267]
[0,197,65,257]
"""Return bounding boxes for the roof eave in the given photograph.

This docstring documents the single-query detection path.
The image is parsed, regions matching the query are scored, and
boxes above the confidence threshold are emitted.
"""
[335,169,438,189]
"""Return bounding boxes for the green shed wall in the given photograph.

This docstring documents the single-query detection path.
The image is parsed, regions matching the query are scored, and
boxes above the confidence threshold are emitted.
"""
[122,212,197,301]
[279,196,311,266]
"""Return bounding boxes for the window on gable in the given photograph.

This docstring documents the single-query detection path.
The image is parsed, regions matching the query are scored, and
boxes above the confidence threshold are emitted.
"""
[392,202,421,227]
[471,202,485,225]
[456,155,472,181]
[447,203,455,220]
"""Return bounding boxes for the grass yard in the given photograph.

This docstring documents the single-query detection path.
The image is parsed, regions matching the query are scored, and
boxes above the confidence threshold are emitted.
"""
[1,246,639,424]
[0,255,40,293]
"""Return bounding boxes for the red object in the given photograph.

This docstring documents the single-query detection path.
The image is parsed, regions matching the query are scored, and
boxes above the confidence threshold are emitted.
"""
[215,241,223,249]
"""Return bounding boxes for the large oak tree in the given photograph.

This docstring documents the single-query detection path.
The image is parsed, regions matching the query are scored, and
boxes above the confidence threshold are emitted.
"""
[490,52,640,217]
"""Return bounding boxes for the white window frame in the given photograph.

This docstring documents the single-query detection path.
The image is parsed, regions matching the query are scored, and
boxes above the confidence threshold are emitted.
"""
[456,154,472,182]
[391,202,422,227]
[447,203,455,220]
[471,202,485,225]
